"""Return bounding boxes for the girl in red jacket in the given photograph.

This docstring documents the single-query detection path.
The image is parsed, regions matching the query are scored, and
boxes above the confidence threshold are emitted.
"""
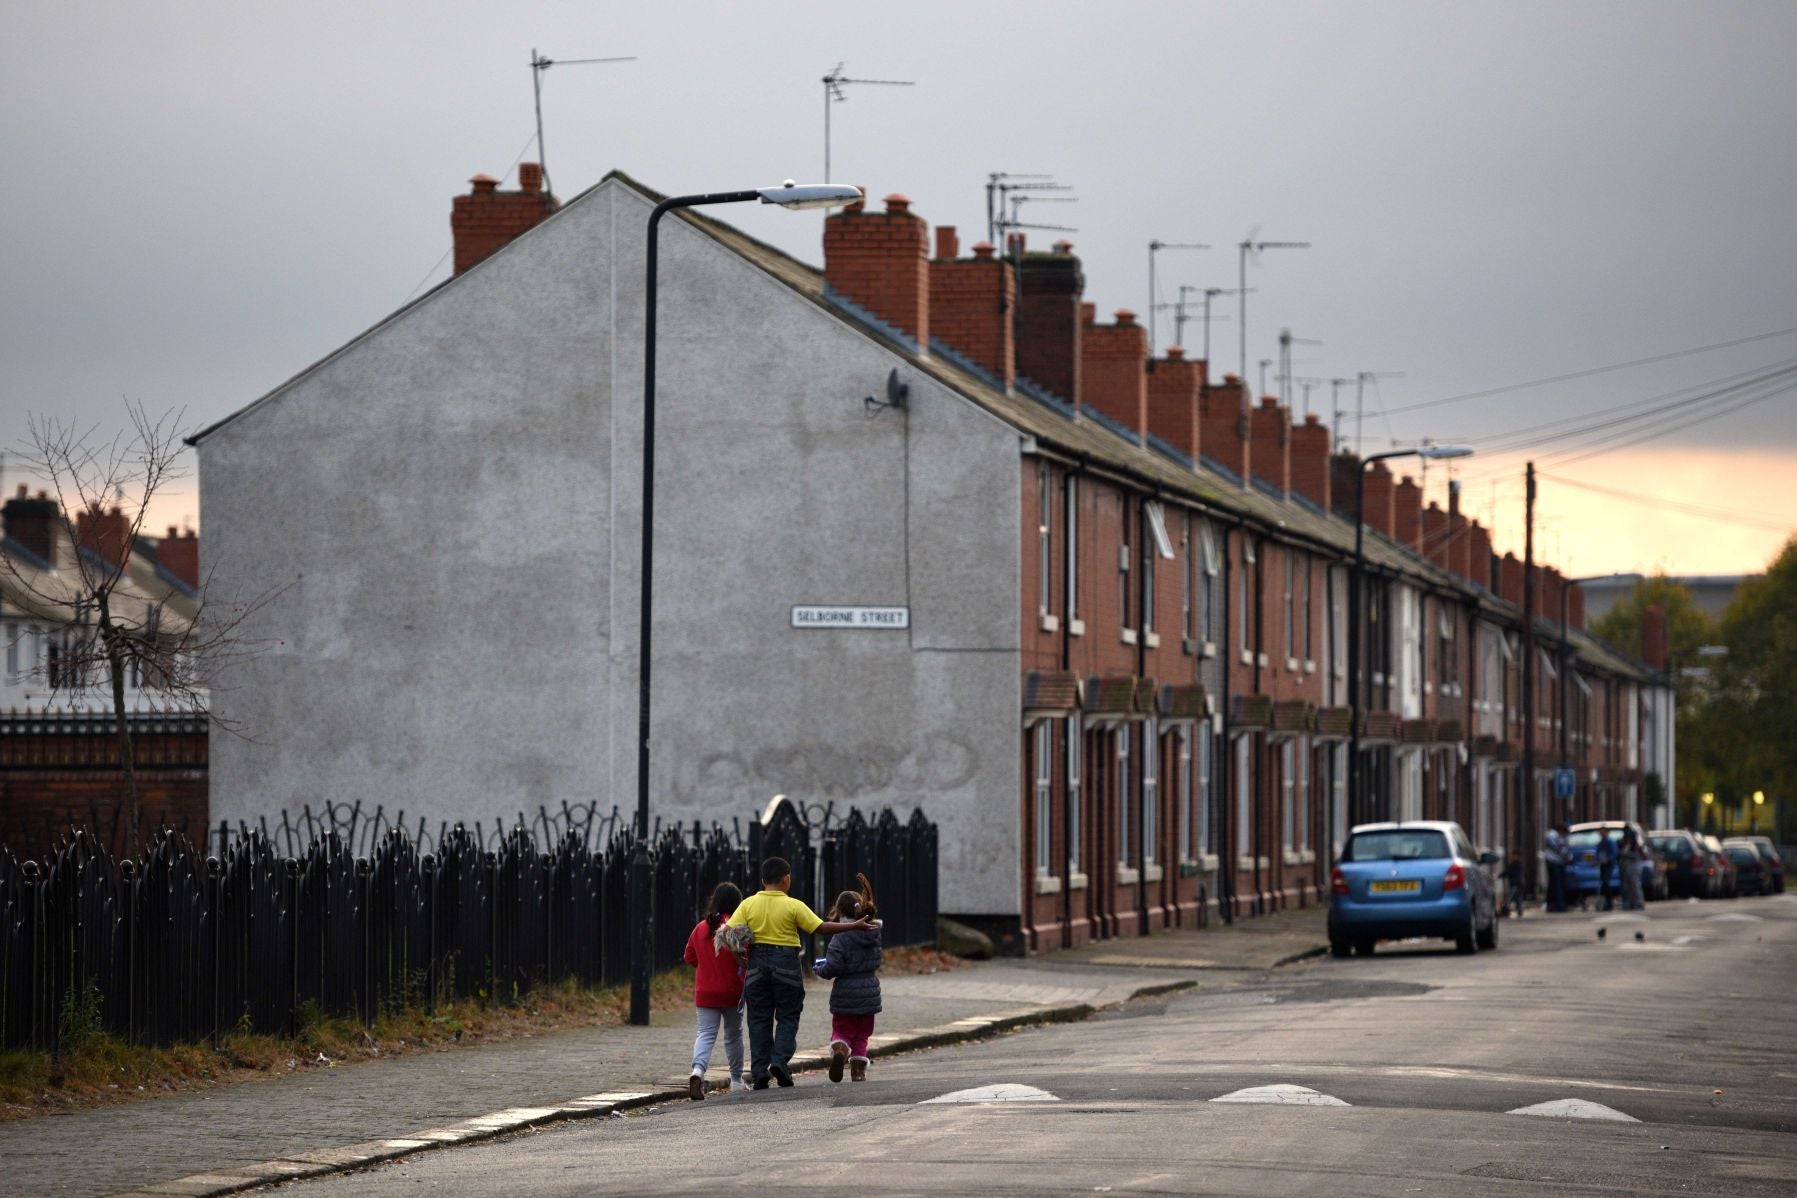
[684,882,746,1099]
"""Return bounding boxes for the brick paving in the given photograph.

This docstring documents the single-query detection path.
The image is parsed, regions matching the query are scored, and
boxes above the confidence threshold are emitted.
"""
[0,909,1328,1198]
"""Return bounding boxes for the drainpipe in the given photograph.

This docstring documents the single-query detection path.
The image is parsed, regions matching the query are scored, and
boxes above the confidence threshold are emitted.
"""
[1137,493,1152,937]
[1251,532,1265,916]
[1218,522,1235,924]
[1060,458,1086,948]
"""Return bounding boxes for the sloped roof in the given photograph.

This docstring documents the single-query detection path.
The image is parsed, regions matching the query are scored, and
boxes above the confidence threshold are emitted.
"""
[191,169,1658,684]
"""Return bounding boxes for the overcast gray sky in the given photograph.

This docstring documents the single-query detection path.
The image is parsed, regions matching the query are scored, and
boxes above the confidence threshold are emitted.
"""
[3,1,1793,572]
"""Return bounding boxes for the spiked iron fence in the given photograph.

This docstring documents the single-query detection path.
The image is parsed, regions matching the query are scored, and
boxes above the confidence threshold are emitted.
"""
[0,797,938,1052]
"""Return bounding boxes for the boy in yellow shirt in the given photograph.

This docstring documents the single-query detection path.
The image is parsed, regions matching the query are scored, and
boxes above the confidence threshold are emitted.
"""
[728,856,874,1088]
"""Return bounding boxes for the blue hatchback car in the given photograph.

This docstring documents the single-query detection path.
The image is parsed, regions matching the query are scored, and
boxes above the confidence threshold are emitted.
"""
[1329,821,1499,957]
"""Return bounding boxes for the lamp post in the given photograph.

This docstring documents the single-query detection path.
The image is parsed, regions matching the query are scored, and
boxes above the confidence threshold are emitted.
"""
[1701,791,1715,834]
[1347,445,1473,831]
[631,181,862,1026]
[1752,789,1765,835]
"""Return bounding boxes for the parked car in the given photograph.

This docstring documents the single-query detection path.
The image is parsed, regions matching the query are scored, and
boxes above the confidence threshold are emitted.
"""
[1329,821,1499,957]
[1743,836,1786,894]
[1722,839,1772,896]
[1566,821,1655,905]
[1698,834,1738,898]
[1649,829,1714,898]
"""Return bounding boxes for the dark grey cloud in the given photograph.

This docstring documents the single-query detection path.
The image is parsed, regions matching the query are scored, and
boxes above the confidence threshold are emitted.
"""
[4,0,1794,516]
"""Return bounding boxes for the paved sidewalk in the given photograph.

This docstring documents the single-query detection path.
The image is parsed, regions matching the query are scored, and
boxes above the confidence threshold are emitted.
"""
[0,909,1329,1198]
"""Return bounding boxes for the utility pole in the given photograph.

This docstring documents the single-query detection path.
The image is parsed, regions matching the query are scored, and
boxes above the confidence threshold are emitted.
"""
[1520,461,1538,893]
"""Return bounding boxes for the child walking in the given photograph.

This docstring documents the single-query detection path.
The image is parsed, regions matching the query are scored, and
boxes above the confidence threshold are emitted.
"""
[815,874,883,1083]
[726,856,874,1089]
[683,882,747,1100]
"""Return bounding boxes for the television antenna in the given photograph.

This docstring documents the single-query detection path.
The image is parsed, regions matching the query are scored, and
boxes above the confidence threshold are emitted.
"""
[985,174,1072,244]
[1147,240,1209,355]
[823,63,914,182]
[1278,328,1324,415]
[1350,370,1405,455]
[531,49,636,203]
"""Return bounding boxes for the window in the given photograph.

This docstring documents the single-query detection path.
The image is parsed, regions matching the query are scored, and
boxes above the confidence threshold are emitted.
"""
[1297,737,1311,852]
[1067,715,1083,872]
[1066,478,1079,624]
[1118,725,1133,865]
[1281,740,1296,852]
[1177,725,1194,859]
[1331,744,1348,854]
[1197,731,1213,857]
[1180,515,1192,642]
[1235,736,1252,858]
[1038,467,1053,618]
[1120,517,1133,634]
[1144,501,1174,637]
[1238,538,1256,656]
[1200,521,1220,649]
[1283,550,1295,663]
[1301,555,1313,662]
[1035,723,1054,875]
[1143,719,1159,865]
[1438,608,1455,691]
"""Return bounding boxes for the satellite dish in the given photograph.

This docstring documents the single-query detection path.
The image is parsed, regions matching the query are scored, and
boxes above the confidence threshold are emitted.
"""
[886,368,909,409]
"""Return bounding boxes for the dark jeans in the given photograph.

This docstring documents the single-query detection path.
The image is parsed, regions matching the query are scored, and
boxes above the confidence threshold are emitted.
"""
[1598,861,1615,910]
[1547,862,1566,912]
[744,945,804,1080]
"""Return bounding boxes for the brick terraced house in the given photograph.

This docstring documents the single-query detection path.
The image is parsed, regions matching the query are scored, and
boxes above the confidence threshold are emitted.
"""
[191,169,1673,952]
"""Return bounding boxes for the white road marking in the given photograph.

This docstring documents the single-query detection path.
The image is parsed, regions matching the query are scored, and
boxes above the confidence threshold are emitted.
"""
[1210,1084,1349,1107]
[1593,913,1648,924]
[1508,1098,1639,1122]
[920,1083,1060,1104]
[1670,935,1703,946]
[1707,913,1764,923]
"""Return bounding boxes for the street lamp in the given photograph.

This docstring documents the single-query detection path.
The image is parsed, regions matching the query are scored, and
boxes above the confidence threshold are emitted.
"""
[1752,789,1765,835]
[1346,445,1473,831]
[1701,791,1715,833]
[631,180,862,1026]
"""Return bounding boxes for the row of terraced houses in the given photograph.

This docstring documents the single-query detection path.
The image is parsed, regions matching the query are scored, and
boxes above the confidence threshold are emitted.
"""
[188,169,1673,955]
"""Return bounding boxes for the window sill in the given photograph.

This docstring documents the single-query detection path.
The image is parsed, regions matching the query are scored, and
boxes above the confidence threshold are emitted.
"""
[1239,649,1253,665]
[1068,872,1090,891]
[1286,657,1300,673]
[1179,853,1220,876]
[1038,613,1060,633]
[1034,874,1063,895]
[1202,641,1217,659]
[1236,855,1257,872]
[1304,660,1317,675]
[1122,628,1138,646]
[1144,630,1161,649]
[1282,849,1301,866]
[1143,863,1164,882]
[1068,618,1086,637]
[1116,866,1141,885]
[1257,652,1269,668]
[1299,849,1316,864]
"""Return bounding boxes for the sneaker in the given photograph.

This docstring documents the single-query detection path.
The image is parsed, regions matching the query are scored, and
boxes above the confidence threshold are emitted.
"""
[769,1063,793,1088]
[688,1075,705,1101]
[752,1074,769,1091]
[729,1078,751,1093]
[828,1041,849,1084]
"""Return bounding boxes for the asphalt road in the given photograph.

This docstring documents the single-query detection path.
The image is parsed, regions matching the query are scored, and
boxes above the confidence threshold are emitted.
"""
[280,894,1797,1196]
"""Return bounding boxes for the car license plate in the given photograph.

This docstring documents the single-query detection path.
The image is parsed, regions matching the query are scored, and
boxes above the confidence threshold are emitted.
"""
[1370,880,1420,894]
[1583,853,1595,863]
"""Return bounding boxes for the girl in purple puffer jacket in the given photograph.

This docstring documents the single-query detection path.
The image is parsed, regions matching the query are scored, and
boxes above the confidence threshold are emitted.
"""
[815,874,882,1083]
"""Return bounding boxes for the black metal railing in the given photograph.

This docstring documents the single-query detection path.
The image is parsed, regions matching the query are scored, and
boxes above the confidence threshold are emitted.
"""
[0,797,938,1052]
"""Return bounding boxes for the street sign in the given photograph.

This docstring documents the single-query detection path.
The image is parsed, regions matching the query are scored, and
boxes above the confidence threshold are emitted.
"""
[1554,767,1576,800]
[791,605,910,629]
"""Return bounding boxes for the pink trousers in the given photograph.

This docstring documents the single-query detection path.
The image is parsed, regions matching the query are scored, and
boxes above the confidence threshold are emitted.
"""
[831,1012,876,1059]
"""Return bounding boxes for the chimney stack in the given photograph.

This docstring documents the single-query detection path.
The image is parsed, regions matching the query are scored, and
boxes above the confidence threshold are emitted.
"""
[1568,581,1587,630]
[2,485,58,567]
[929,236,1015,387]
[1499,552,1523,608]
[1015,241,1085,406]
[1641,603,1668,672]
[1147,347,1204,464]
[1422,501,1449,568]
[1081,309,1149,440]
[1394,476,1423,552]
[824,193,931,348]
[1290,413,1331,511]
[1362,461,1396,537]
[1199,375,1251,482]
[76,504,132,569]
[1249,397,1292,497]
[451,166,556,275]
[1467,520,1495,590]
[157,526,200,590]
[1447,483,1469,579]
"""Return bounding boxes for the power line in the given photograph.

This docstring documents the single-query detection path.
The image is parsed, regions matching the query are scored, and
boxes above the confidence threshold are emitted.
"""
[1547,379,1793,467]
[1383,324,1797,416]
[401,130,538,306]
[1539,472,1794,533]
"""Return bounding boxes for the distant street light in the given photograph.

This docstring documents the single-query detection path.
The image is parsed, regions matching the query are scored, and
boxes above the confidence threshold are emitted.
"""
[1752,789,1765,834]
[631,180,862,1026]
[1347,445,1474,828]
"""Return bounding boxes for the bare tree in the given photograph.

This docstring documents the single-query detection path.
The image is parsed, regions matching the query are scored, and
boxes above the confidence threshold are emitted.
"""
[2,402,282,853]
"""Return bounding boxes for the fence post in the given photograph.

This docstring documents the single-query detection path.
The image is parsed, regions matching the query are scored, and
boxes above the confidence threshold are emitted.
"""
[119,858,136,1046]
[285,857,300,1039]
[207,855,223,1046]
